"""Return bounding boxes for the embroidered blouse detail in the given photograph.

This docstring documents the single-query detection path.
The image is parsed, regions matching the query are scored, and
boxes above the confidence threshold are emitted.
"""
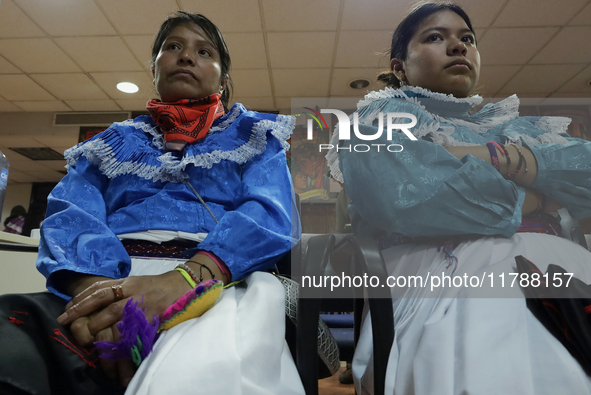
[327,86,570,183]
[65,103,294,183]
[334,86,591,241]
[39,103,299,299]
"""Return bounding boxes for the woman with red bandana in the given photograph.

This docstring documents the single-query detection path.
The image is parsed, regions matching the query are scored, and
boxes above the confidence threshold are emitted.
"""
[0,12,303,395]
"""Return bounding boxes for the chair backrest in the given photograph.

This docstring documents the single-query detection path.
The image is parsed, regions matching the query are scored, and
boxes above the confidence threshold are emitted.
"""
[295,221,394,395]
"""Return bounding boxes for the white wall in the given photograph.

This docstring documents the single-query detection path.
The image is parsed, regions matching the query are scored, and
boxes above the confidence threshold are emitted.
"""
[0,111,79,226]
[0,249,47,295]
[0,112,79,137]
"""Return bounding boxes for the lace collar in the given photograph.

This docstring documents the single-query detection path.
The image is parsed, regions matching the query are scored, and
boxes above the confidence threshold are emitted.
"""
[65,103,294,183]
[358,86,520,132]
[358,85,483,116]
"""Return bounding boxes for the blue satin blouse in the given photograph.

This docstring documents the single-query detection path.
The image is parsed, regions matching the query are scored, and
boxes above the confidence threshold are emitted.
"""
[37,104,300,299]
[335,86,591,239]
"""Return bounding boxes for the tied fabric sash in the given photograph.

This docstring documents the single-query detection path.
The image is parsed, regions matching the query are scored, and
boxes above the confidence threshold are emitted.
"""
[146,94,225,151]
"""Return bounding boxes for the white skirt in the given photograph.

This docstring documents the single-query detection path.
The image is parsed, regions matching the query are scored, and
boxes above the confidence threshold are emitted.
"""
[353,233,591,395]
[124,258,305,395]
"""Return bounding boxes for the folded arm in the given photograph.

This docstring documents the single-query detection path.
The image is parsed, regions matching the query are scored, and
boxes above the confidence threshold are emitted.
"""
[339,126,526,238]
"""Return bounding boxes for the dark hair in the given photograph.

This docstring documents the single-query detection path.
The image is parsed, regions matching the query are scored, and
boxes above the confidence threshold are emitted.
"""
[378,1,476,88]
[4,205,26,227]
[151,11,233,112]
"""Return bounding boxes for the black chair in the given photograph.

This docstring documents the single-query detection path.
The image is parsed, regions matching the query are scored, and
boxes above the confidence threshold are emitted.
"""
[295,226,394,395]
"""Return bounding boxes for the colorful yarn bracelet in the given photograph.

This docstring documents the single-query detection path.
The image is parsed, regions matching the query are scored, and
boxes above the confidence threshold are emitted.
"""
[498,142,511,166]
[159,279,223,331]
[94,279,224,367]
[94,297,159,367]
[485,141,501,171]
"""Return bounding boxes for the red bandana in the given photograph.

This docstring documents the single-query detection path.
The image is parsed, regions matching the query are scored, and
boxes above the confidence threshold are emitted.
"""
[146,94,225,151]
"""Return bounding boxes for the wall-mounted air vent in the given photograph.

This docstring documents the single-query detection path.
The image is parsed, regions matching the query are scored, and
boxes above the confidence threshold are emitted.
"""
[53,112,131,126]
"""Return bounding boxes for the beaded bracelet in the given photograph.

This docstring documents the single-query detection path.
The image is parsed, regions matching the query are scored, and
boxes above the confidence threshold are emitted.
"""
[174,267,197,288]
[176,263,201,284]
[488,141,517,178]
[186,260,216,282]
[497,142,511,166]
[508,144,528,178]
[485,142,501,171]
[195,250,232,282]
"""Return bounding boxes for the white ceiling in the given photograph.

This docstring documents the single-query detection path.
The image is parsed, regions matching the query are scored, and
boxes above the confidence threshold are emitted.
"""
[0,0,591,184]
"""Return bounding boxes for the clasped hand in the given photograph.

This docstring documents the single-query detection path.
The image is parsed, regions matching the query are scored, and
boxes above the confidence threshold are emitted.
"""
[57,271,191,386]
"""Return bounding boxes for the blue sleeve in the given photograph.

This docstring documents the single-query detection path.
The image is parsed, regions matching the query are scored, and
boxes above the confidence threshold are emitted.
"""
[197,135,301,281]
[339,122,525,238]
[496,116,591,219]
[37,157,131,299]
[530,137,591,219]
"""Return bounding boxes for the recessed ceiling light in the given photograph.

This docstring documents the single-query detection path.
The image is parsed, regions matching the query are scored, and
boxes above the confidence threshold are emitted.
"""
[117,82,139,93]
[349,79,370,89]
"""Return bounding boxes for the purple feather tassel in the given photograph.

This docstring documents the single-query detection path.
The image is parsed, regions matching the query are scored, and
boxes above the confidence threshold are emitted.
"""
[95,296,159,366]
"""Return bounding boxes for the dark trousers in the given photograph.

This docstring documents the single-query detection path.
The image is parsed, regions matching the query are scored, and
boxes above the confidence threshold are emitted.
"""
[0,292,124,395]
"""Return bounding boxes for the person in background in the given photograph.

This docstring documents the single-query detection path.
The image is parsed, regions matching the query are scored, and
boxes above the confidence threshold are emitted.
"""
[21,200,46,237]
[3,205,26,235]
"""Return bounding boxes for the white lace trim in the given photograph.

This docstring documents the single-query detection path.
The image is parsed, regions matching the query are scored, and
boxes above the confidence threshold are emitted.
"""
[65,138,165,181]
[118,105,248,151]
[162,115,294,173]
[357,87,519,135]
[66,113,294,182]
[418,95,519,134]
[120,119,165,150]
[269,114,295,150]
[326,88,571,183]
[357,86,483,109]
[510,131,570,147]
[208,104,243,135]
[326,90,515,182]
[535,116,571,135]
